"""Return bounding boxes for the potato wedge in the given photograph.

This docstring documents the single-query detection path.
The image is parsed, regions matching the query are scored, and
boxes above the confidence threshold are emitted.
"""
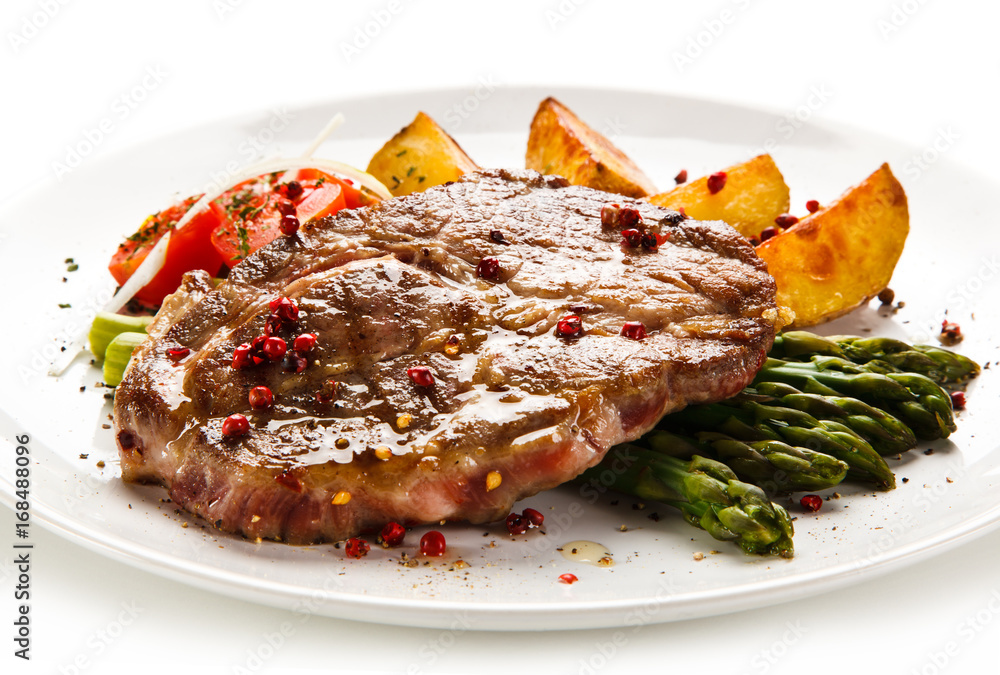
[755,163,909,328]
[366,111,479,197]
[646,154,790,239]
[525,97,657,198]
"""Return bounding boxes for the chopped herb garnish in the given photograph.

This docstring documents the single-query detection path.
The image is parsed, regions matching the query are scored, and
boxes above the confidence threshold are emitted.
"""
[119,194,201,262]
[418,176,426,183]
[67,263,79,272]
[396,150,407,157]
[391,176,401,188]
[224,188,258,220]
[406,166,416,178]
[234,226,250,261]
[64,257,74,263]
[58,303,71,309]
[126,214,166,246]
[238,203,264,222]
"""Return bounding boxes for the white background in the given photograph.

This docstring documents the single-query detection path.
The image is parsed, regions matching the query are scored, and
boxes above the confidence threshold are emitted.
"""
[2,0,999,673]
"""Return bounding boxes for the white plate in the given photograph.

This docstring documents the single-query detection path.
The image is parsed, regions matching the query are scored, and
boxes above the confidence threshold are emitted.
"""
[1,87,998,631]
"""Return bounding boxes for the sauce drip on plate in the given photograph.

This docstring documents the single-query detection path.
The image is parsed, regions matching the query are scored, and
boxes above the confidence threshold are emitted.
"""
[559,540,614,567]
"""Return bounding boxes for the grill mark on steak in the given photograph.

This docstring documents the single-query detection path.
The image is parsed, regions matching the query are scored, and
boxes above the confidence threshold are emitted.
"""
[114,169,780,544]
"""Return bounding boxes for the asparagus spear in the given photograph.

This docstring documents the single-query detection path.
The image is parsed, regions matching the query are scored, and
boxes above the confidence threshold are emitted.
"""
[776,422,895,489]
[663,398,896,489]
[580,445,795,557]
[884,372,957,440]
[752,358,956,440]
[750,382,917,455]
[770,331,980,384]
[708,435,847,493]
[755,358,913,399]
[643,429,849,492]
[863,342,980,384]
[768,331,846,360]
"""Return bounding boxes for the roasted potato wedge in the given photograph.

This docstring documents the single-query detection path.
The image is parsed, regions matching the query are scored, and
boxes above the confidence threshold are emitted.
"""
[367,111,479,197]
[525,97,657,198]
[646,154,790,239]
[755,163,909,328]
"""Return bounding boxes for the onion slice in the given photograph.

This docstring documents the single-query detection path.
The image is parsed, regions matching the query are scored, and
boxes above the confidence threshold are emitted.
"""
[301,113,345,160]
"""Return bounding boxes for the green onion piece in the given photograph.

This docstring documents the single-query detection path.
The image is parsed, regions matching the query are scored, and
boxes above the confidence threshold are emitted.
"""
[89,311,153,360]
[103,332,147,387]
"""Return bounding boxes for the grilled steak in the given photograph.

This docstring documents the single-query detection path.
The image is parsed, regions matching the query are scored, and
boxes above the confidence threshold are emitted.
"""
[114,169,782,544]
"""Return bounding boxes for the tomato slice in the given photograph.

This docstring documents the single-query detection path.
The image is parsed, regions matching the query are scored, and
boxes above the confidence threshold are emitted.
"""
[108,196,225,306]
[135,208,225,305]
[208,202,284,267]
[109,197,198,287]
[295,168,373,210]
[208,176,284,266]
[109,166,373,306]
[209,170,354,268]
[295,180,345,223]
